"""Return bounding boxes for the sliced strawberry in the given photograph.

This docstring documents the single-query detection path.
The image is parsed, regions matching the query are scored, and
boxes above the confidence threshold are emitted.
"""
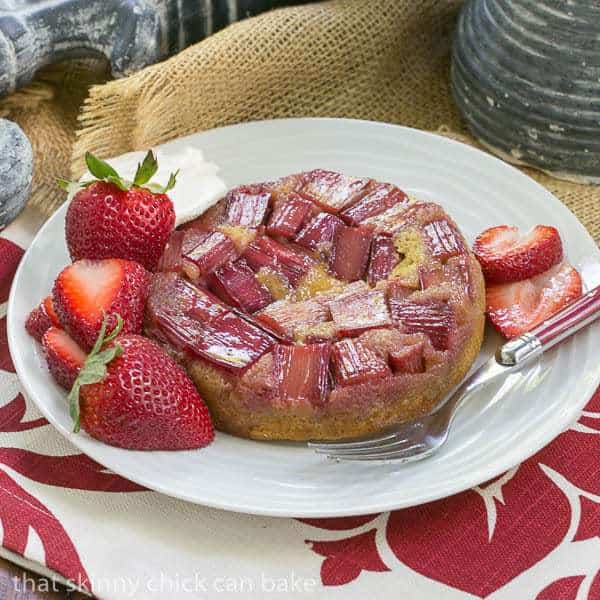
[340,184,408,225]
[485,262,582,338]
[243,236,311,287]
[224,185,272,227]
[53,259,150,351]
[43,296,60,327]
[422,219,465,262]
[331,338,391,386]
[256,298,330,340]
[183,230,238,276]
[328,289,391,336]
[157,229,184,272]
[25,296,61,342]
[208,260,272,313]
[267,194,313,238]
[367,235,400,285]
[300,169,371,213]
[330,225,373,282]
[273,343,331,406]
[389,342,425,374]
[389,299,456,350]
[42,327,86,389]
[474,225,563,283]
[294,212,345,255]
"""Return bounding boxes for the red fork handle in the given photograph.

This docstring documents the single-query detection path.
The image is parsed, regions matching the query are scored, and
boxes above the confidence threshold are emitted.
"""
[530,284,600,349]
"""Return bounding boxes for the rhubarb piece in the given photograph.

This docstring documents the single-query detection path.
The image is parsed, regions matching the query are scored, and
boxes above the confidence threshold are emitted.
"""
[486,261,582,339]
[294,212,345,254]
[390,299,456,351]
[341,184,408,225]
[367,235,400,285]
[389,342,425,374]
[147,274,274,371]
[243,236,310,286]
[183,230,238,276]
[194,312,275,371]
[361,202,410,233]
[386,279,415,303]
[267,194,313,238]
[224,185,271,226]
[256,298,330,340]
[473,225,563,283]
[330,225,373,282]
[273,343,331,406]
[418,265,445,290]
[300,169,371,213]
[328,289,391,336]
[157,229,184,272]
[422,219,465,262]
[208,260,272,313]
[331,338,391,386]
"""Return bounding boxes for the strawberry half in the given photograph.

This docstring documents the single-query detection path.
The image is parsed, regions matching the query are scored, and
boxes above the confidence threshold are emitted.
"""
[68,316,214,450]
[53,258,150,351]
[42,327,86,389]
[331,338,391,386]
[473,225,563,283]
[63,150,176,271]
[485,262,582,338]
[273,343,331,407]
[25,295,61,342]
[330,225,373,282]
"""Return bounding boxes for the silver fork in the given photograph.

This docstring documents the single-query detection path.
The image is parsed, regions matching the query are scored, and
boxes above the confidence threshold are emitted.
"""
[309,284,600,462]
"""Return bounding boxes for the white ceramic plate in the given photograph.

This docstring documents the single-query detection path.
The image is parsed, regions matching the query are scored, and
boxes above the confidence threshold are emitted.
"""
[8,118,600,517]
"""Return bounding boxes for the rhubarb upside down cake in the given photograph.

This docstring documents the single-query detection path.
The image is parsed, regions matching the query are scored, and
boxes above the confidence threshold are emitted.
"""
[145,170,485,440]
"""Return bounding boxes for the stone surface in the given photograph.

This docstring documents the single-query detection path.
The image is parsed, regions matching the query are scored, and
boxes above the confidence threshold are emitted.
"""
[452,0,600,183]
[0,0,308,96]
[0,118,32,227]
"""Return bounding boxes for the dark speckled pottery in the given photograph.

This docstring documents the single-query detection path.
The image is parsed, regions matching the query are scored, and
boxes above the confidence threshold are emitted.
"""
[452,0,600,183]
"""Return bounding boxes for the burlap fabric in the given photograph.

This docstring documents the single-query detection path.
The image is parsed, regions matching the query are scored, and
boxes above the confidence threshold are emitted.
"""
[1,0,598,243]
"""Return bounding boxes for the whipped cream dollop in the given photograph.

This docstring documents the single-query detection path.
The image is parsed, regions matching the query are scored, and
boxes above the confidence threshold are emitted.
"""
[76,146,227,227]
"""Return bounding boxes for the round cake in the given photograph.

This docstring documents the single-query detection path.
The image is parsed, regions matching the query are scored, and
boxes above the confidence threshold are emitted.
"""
[144,169,485,440]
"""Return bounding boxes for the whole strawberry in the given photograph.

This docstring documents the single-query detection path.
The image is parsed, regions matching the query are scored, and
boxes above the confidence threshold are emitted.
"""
[53,258,149,351]
[62,150,176,271]
[69,316,214,450]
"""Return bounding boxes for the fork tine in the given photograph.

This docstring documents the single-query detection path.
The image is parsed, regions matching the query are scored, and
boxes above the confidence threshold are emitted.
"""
[328,443,430,462]
[312,437,414,456]
[308,431,399,451]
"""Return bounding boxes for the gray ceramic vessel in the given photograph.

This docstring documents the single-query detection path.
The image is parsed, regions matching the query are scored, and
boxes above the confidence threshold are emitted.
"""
[452,0,600,183]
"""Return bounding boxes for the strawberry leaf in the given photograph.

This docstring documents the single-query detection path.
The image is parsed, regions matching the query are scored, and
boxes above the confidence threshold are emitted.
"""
[162,169,179,193]
[85,151,121,181]
[68,313,124,433]
[133,150,158,186]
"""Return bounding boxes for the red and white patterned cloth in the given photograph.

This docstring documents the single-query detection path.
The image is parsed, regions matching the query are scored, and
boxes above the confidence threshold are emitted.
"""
[1,213,599,599]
